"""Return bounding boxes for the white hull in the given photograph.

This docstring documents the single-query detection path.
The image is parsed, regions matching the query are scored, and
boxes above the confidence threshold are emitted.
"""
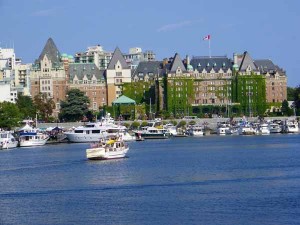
[0,132,18,149]
[86,147,128,160]
[238,127,256,135]
[269,124,282,133]
[65,133,104,143]
[19,134,49,147]
[2,141,18,149]
[65,132,135,143]
[217,127,230,135]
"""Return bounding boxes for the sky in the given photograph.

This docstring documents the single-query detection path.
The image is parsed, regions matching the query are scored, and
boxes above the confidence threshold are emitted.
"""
[1,0,300,87]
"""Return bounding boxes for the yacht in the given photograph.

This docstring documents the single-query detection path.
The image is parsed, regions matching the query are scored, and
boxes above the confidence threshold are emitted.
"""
[0,131,18,149]
[65,113,135,142]
[134,121,170,139]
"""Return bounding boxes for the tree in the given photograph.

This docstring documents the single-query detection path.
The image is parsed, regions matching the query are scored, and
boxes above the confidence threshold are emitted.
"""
[281,100,293,116]
[287,87,295,101]
[0,101,22,129]
[293,85,300,112]
[59,89,90,122]
[33,93,55,122]
[16,93,36,119]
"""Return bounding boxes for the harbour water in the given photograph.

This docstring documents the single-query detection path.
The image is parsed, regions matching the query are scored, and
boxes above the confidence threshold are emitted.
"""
[1,134,300,225]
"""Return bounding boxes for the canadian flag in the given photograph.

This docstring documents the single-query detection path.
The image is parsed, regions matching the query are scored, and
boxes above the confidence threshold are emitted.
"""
[203,35,211,40]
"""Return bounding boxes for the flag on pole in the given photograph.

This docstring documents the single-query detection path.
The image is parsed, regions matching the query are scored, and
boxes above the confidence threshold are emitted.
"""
[203,35,211,41]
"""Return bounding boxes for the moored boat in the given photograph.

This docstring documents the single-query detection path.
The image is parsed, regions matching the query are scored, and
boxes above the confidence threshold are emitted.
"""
[0,131,18,149]
[134,121,170,139]
[19,132,49,147]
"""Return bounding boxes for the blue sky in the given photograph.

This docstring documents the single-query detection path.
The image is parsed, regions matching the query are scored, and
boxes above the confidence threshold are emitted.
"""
[1,0,299,86]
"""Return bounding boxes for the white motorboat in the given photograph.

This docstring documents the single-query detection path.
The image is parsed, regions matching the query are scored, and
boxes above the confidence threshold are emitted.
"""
[86,135,129,160]
[134,121,170,139]
[0,131,18,149]
[163,123,178,136]
[65,113,134,142]
[217,122,231,135]
[269,122,282,133]
[19,132,49,147]
[238,122,256,135]
[284,119,299,133]
[187,125,204,136]
[18,124,49,147]
[258,123,270,135]
[225,126,239,135]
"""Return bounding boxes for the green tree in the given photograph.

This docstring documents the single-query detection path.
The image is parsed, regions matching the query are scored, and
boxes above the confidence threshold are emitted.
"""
[59,89,90,122]
[16,93,36,119]
[33,93,55,122]
[130,121,140,129]
[287,87,295,101]
[292,85,300,115]
[281,100,293,116]
[0,101,22,129]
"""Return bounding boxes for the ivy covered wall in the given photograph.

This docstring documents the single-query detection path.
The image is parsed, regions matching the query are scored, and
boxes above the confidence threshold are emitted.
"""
[232,73,267,116]
[165,77,194,117]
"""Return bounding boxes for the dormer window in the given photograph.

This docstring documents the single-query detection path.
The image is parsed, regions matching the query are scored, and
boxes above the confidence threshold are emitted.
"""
[207,62,210,67]
[213,63,217,67]
[198,63,201,67]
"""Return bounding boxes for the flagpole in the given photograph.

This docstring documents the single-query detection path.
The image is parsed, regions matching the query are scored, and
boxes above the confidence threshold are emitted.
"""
[209,38,211,58]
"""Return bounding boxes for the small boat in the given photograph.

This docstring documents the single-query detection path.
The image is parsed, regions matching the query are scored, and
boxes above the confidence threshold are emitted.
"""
[269,121,282,133]
[217,122,231,135]
[19,132,49,147]
[17,124,49,147]
[257,123,270,135]
[173,128,188,137]
[134,121,170,139]
[163,123,178,136]
[135,132,145,141]
[238,122,256,135]
[0,131,18,149]
[283,119,299,133]
[86,135,129,160]
[187,125,204,136]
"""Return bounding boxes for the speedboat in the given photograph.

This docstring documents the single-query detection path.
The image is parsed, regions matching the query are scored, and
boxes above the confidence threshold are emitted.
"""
[0,131,18,149]
[86,135,129,160]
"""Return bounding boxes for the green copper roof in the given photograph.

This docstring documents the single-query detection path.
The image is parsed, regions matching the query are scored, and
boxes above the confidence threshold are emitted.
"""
[112,95,136,105]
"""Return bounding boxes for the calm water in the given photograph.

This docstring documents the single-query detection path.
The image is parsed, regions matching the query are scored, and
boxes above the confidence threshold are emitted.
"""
[1,134,300,225]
